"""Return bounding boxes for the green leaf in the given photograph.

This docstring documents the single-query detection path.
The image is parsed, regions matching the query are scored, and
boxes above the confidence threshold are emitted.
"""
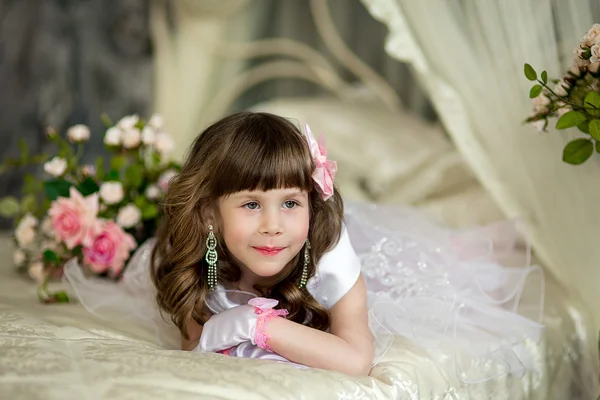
[134,195,148,210]
[584,91,600,117]
[77,177,100,196]
[556,111,587,130]
[578,120,590,134]
[71,245,83,257]
[142,204,158,220]
[95,157,105,181]
[43,249,59,263]
[529,85,543,98]
[53,291,70,303]
[563,138,593,165]
[541,70,548,84]
[30,153,49,164]
[44,179,73,201]
[0,196,20,218]
[21,194,37,214]
[524,64,537,81]
[125,164,144,188]
[151,152,161,166]
[23,173,40,195]
[596,141,600,154]
[104,170,120,181]
[110,155,127,171]
[589,120,600,141]
[55,137,73,159]
[18,139,29,163]
[100,113,113,128]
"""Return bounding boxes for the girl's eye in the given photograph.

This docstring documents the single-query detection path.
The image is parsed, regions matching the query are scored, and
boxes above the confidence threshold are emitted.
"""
[244,202,260,210]
[283,200,298,209]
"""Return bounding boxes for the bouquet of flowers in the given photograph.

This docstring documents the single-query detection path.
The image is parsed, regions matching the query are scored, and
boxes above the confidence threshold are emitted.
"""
[525,24,600,165]
[0,114,180,302]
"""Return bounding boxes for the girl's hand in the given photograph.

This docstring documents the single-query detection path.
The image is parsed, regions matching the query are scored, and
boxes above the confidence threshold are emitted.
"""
[196,298,288,353]
[226,341,308,368]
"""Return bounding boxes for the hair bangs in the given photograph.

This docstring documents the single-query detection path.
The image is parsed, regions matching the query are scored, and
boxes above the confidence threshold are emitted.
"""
[213,115,314,196]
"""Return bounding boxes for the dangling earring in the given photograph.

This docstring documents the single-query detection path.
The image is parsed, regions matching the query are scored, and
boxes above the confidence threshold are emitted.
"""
[299,239,310,289]
[205,225,218,290]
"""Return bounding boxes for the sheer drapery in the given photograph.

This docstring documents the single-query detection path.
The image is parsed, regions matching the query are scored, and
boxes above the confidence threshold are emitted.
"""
[149,0,435,160]
[149,0,257,159]
[361,0,599,393]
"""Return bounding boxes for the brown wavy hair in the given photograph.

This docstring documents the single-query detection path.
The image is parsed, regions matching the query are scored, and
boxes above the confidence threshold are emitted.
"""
[151,111,344,339]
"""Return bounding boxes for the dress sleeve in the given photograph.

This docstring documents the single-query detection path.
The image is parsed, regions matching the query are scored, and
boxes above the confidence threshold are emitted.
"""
[307,224,362,309]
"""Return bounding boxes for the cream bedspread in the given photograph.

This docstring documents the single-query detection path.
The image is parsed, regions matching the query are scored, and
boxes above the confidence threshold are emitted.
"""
[0,236,597,399]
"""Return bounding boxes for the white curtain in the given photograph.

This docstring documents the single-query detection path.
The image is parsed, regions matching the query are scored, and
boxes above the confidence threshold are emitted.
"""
[149,0,260,160]
[150,0,439,160]
[361,0,600,366]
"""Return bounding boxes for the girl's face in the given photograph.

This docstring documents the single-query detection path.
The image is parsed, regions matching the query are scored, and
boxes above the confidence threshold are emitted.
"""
[217,188,310,286]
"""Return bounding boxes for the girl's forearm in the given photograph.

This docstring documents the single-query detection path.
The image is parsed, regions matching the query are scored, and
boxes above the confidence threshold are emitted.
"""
[265,317,373,376]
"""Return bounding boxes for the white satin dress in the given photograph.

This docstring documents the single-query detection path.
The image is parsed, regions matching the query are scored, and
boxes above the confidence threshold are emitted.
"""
[64,202,545,386]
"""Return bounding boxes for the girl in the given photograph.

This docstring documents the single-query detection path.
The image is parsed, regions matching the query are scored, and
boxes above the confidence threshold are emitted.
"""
[150,111,373,375]
[65,111,545,383]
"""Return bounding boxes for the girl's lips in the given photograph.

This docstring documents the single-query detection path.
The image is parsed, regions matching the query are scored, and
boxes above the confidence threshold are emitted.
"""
[253,246,285,256]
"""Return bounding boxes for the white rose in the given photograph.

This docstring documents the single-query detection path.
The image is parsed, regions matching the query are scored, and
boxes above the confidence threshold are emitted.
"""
[568,66,583,77]
[81,164,96,177]
[117,115,139,130]
[122,128,141,148]
[15,213,37,248]
[104,127,123,146]
[46,127,57,138]
[148,114,164,130]
[158,169,178,191]
[13,249,26,266]
[154,132,175,155]
[43,157,67,177]
[41,217,55,238]
[41,239,61,252]
[582,23,600,47]
[530,119,546,132]
[556,103,572,117]
[532,94,550,114]
[28,261,46,284]
[590,43,600,64]
[141,126,156,145]
[66,124,91,143]
[116,204,142,228]
[553,79,569,97]
[573,46,590,67]
[99,182,124,205]
[145,184,160,200]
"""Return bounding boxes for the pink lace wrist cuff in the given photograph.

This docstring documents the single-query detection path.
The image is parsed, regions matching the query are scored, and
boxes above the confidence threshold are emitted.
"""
[248,298,289,352]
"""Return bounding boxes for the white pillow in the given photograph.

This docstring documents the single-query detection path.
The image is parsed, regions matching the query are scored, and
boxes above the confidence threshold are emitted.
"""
[252,97,473,204]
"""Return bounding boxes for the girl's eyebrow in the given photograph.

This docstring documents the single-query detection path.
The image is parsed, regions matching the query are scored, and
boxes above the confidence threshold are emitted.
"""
[230,190,306,199]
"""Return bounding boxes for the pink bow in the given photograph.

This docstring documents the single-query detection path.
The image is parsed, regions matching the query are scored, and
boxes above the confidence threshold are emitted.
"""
[248,297,279,310]
[303,125,337,200]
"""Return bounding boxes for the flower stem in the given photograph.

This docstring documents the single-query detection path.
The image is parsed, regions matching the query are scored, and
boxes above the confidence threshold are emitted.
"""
[538,79,585,111]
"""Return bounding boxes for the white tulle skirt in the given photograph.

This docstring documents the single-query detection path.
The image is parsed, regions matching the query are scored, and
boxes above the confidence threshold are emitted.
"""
[64,202,544,385]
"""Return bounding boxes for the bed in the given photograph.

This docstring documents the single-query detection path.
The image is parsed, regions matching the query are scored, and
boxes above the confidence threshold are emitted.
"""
[1,107,597,398]
[0,236,594,399]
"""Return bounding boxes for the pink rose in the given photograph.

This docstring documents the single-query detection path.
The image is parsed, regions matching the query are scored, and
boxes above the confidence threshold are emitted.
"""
[48,187,100,249]
[83,220,136,275]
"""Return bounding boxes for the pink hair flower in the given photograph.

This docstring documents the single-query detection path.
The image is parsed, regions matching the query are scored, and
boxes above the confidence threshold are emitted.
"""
[303,124,337,200]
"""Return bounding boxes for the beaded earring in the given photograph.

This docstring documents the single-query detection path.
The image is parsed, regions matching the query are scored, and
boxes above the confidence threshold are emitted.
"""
[299,239,310,289]
[205,225,218,290]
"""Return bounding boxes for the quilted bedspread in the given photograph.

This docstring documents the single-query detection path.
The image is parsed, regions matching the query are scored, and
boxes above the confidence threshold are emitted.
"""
[0,236,597,399]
